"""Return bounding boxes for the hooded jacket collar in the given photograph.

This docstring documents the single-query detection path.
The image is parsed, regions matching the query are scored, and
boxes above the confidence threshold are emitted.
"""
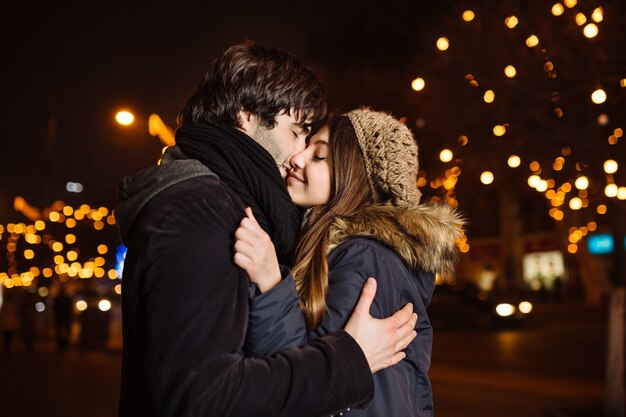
[326,203,464,274]
[114,146,217,245]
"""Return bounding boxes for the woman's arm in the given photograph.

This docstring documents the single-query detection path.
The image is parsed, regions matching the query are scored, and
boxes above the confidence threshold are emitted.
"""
[234,209,417,370]
[245,266,308,356]
[311,240,390,339]
[235,207,309,356]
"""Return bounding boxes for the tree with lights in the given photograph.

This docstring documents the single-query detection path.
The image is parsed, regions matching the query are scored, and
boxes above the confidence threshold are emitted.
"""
[408,1,625,415]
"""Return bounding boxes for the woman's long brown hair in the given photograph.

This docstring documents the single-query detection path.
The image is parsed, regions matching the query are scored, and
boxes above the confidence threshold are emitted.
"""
[292,115,373,330]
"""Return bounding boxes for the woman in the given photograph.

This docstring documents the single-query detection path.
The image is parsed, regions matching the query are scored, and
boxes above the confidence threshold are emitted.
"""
[235,109,463,416]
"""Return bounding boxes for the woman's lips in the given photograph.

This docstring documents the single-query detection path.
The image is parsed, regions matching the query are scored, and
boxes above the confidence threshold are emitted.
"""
[288,172,304,183]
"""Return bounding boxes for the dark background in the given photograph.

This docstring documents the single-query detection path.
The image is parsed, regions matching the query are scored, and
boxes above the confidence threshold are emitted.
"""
[2,0,452,219]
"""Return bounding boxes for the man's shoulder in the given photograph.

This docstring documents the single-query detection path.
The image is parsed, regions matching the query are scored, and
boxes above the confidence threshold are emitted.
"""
[143,175,245,223]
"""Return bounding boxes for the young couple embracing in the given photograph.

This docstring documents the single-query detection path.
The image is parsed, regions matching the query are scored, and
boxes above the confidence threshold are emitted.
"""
[116,41,462,417]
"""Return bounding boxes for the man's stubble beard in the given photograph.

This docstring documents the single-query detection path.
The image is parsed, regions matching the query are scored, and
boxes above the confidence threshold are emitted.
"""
[251,125,283,168]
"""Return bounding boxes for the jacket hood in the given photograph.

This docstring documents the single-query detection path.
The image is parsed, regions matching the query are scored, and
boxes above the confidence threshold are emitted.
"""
[114,146,217,245]
[326,203,464,274]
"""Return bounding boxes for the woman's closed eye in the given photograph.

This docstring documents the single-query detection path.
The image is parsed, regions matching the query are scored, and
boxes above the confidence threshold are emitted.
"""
[314,154,326,161]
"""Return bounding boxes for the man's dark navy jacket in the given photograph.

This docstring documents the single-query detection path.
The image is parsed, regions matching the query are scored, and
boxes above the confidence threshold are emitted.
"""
[115,148,373,417]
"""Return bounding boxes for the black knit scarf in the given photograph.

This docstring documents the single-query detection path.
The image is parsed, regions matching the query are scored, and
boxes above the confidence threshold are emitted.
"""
[175,122,300,265]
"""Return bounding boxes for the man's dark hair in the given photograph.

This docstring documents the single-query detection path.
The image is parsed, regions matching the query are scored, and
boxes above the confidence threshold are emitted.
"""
[179,41,327,130]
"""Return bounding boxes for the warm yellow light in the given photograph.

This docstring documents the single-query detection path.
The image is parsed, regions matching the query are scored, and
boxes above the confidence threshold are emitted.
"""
[505,15,519,29]
[496,303,515,317]
[115,111,134,126]
[436,37,450,51]
[98,299,112,312]
[575,13,587,26]
[107,215,117,225]
[592,7,604,22]
[618,187,626,200]
[604,160,618,174]
[49,212,60,222]
[569,197,583,210]
[97,244,108,255]
[63,206,74,216]
[605,184,618,197]
[616,128,623,138]
[95,257,106,267]
[493,125,506,136]
[67,250,78,262]
[24,249,34,260]
[52,242,63,252]
[411,77,425,91]
[597,204,607,214]
[508,155,521,168]
[35,220,45,231]
[551,3,564,16]
[529,161,541,172]
[462,10,475,22]
[108,269,119,279]
[94,268,105,278]
[439,149,453,163]
[66,218,76,228]
[65,234,76,244]
[480,171,494,185]
[591,89,607,104]
[575,176,589,190]
[483,90,495,103]
[598,114,609,126]
[536,180,549,193]
[621,79,626,88]
[504,65,517,78]
[54,255,64,265]
[94,221,105,230]
[114,284,122,295]
[567,243,578,254]
[564,0,577,8]
[76,300,88,311]
[98,207,109,216]
[518,301,533,314]
[583,23,598,38]
[528,175,541,188]
[43,268,53,278]
[526,35,539,48]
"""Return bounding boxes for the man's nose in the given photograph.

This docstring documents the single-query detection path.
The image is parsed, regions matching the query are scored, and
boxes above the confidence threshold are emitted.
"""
[289,149,306,169]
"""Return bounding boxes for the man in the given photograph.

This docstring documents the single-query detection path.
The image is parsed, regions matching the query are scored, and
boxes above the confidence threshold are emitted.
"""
[115,41,417,417]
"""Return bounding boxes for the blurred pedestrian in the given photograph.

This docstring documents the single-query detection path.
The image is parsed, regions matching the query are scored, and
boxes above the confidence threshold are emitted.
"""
[53,287,73,351]
[0,289,20,354]
[19,287,38,352]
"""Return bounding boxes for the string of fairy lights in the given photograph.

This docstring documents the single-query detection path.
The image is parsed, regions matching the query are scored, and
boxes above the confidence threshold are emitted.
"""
[0,199,120,289]
[410,1,624,255]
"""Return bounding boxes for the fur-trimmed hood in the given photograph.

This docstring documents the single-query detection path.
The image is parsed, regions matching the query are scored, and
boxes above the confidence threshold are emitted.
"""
[326,203,464,274]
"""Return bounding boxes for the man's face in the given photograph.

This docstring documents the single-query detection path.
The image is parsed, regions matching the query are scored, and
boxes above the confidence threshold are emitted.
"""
[248,111,311,178]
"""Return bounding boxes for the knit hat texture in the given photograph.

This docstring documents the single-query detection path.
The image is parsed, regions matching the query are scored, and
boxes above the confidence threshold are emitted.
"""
[346,109,421,206]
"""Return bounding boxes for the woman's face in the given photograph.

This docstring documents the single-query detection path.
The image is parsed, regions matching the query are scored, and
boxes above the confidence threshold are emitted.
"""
[286,126,332,209]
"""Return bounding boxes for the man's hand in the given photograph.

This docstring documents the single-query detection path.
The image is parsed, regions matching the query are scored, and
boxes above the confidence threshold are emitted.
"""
[234,207,282,292]
[344,278,418,373]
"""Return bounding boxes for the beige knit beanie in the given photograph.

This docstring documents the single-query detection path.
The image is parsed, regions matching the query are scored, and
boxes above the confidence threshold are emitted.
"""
[345,109,421,206]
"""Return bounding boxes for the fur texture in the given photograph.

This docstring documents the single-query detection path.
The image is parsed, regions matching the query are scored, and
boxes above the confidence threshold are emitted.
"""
[327,203,464,274]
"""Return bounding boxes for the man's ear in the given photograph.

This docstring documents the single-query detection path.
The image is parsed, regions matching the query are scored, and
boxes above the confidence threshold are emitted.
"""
[238,110,258,136]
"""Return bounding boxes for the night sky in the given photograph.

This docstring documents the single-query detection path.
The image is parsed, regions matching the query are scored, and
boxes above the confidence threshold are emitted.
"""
[2,1,450,222]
